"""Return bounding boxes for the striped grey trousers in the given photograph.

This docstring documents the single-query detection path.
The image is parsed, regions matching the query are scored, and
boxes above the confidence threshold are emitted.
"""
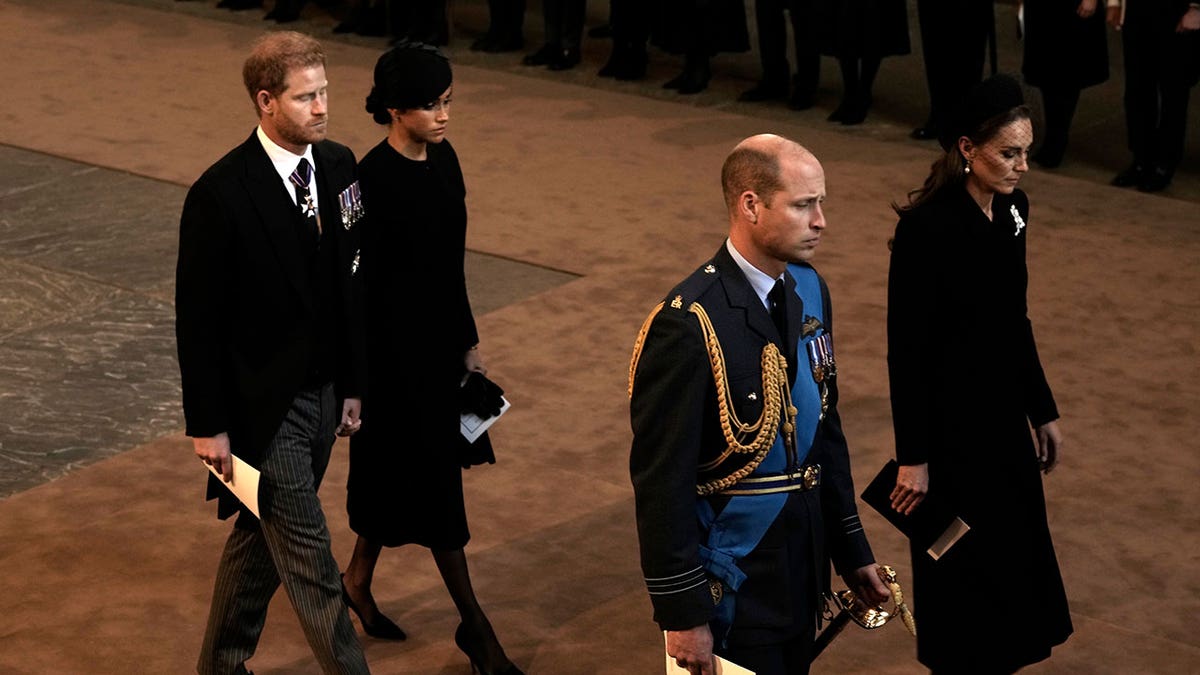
[197,384,368,674]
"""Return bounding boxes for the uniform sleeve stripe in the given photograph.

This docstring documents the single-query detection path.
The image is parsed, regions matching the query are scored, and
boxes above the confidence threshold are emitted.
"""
[645,568,707,594]
[644,567,705,582]
[648,571,710,593]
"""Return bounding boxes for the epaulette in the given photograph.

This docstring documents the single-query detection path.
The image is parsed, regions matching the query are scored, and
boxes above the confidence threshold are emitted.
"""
[663,260,722,311]
[628,260,722,398]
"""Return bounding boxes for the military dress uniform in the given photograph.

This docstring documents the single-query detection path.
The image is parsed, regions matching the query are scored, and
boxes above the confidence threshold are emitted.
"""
[629,243,875,672]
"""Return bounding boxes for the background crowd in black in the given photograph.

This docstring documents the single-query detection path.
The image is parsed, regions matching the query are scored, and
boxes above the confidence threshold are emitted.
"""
[181,0,1199,193]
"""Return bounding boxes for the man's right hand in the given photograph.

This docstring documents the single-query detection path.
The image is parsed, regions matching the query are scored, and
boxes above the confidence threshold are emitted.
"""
[194,433,233,483]
[666,624,715,675]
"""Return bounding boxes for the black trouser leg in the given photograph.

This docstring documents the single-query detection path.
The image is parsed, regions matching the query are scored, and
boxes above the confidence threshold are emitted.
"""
[1036,86,1080,165]
[753,0,790,85]
[790,0,820,99]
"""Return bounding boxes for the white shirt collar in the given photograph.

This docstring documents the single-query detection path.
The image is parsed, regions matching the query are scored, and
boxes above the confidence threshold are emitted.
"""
[256,126,317,207]
[725,239,781,310]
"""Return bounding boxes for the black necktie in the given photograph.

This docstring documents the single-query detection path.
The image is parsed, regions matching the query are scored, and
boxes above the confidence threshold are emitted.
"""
[770,278,798,384]
[768,278,788,342]
[289,157,319,242]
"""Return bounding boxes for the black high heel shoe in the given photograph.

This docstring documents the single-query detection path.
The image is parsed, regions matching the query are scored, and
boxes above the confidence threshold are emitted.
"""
[341,575,407,641]
[454,622,524,675]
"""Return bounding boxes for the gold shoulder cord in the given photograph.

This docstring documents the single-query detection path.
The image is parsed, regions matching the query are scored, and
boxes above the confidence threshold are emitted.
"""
[628,302,666,399]
[628,301,796,497]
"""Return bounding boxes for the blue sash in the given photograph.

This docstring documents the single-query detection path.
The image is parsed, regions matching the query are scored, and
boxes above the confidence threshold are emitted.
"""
[697,265,827,645]
[786,262,826,466]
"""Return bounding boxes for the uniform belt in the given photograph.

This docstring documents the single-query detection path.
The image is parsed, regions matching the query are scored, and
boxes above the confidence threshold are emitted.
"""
[718,464,821,496]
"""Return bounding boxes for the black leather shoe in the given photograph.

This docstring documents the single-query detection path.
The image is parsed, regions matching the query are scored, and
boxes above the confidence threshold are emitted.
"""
[264,0,301,22]
[470,33,497,51]
[547,47,581,71]
[664,63,710,94]
[837,92,871,125]
[738,81,788,102]
[265,8,301,22]
[597,49,622,77]
[1111,163,1146,187]
[827,100,849,122]
[217,0,262,9]
[676,72,710,94]
[788,89,815,111]
[1137,166,1172,193]
[342,575,407,641]
[481,34,525,53]
[613,50,647,80]
[522,44,559,66]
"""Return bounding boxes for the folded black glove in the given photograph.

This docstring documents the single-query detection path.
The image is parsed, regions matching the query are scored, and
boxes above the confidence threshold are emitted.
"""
[460,371,505,419]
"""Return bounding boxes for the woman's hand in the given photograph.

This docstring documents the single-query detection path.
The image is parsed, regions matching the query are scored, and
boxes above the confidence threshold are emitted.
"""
[890,463,929,515]
[1036,420,1063,474]
[464,345,486,376]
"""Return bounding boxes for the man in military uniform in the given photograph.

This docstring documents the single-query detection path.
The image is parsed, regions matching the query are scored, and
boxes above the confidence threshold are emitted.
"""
[629,134,889,675]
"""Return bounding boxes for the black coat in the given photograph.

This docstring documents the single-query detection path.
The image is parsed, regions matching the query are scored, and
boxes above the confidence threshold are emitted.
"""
[630,245,874,645]
[346,139,480,549]
[175,132,365,520]
[887,186,1072,671]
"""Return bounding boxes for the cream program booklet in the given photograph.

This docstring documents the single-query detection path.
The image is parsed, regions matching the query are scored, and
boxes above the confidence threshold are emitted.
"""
[205,453,261,518]
[664,633,755,675]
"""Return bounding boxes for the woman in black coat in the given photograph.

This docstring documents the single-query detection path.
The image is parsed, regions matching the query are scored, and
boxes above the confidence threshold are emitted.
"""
[886,74,1073,673]
[342,43,522,675]
[1021,0,1109,167]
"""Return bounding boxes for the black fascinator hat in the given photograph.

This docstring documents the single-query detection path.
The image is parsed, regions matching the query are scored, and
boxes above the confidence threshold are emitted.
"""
[938,73,1026,151]
[364,40,452,124]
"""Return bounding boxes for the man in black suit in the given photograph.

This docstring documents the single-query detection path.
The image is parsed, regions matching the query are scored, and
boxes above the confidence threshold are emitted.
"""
[628,134,889,675]
[175,31,369,674]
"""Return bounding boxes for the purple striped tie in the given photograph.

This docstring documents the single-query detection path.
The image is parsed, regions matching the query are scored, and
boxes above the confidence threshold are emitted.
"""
[289,158,319,238]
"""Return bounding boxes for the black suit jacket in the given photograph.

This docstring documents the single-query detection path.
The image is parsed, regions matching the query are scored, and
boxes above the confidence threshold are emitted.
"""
[629,244,874,642]
[175,131,365,519]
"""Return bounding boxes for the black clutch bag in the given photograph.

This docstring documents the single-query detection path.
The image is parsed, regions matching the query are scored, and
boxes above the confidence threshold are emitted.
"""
[861,460,969,559]
[456,372,503,469]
